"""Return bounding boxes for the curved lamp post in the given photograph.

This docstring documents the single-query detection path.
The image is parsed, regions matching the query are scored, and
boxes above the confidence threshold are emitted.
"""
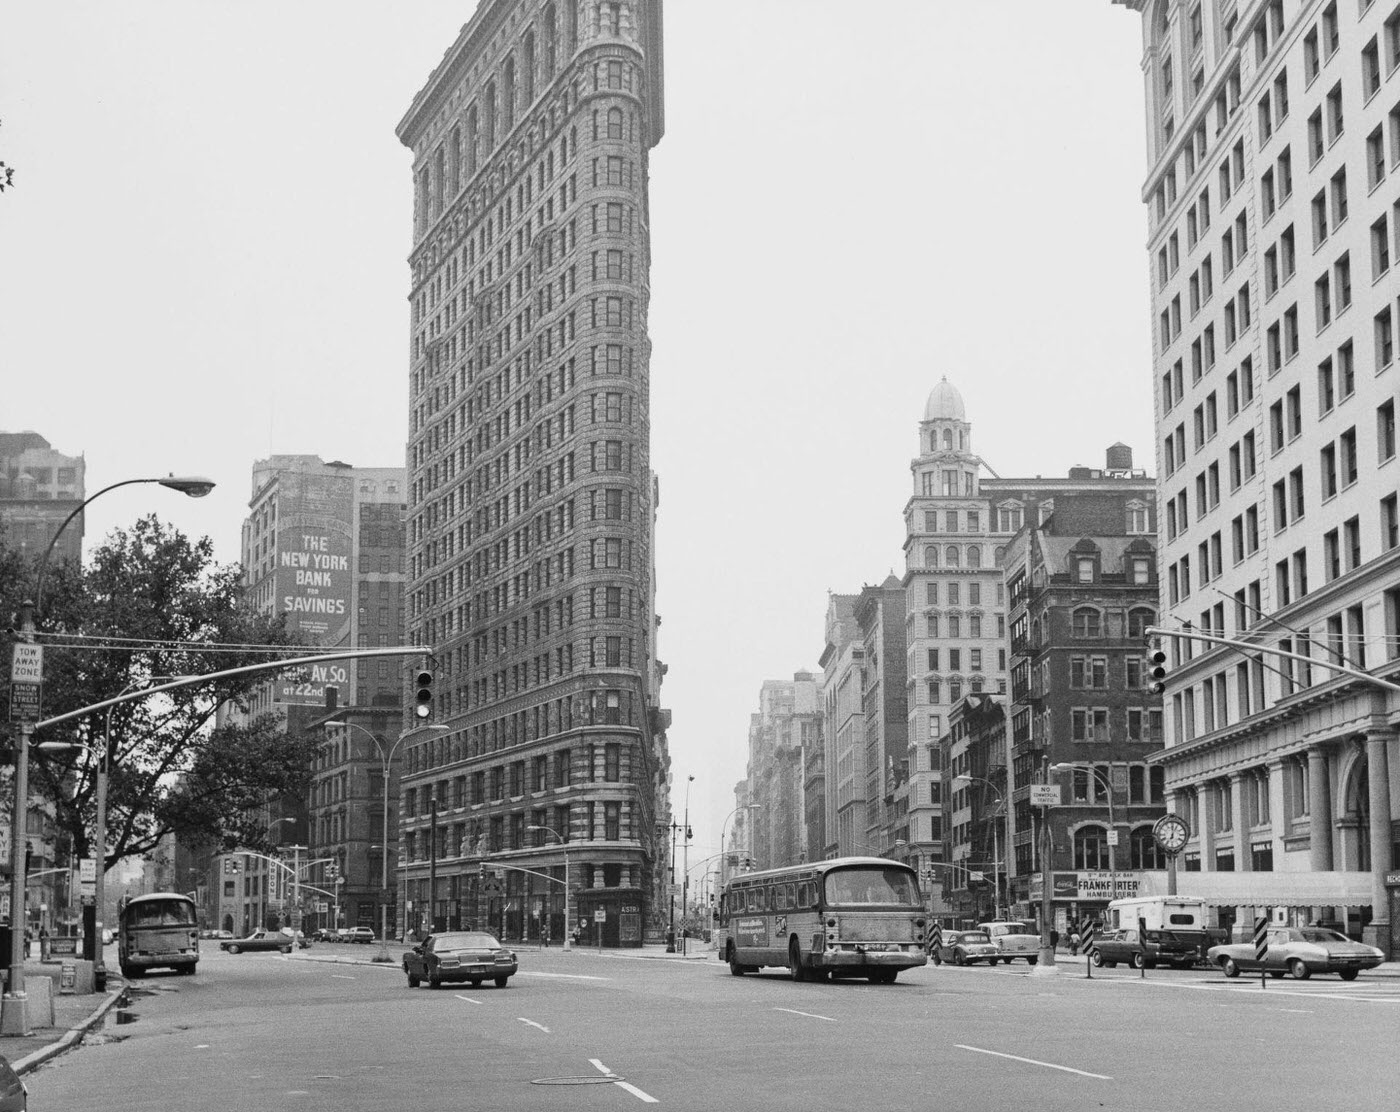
[4,473,214,1037]
[324,719,447,962]
[1050,762,1118,901]
[525,824,571,951]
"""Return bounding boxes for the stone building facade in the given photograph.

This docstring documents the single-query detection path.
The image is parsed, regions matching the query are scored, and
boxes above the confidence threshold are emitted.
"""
[395,0,669,946]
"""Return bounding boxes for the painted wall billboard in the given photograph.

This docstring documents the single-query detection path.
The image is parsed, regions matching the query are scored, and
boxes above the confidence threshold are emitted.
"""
[273,472,354,705]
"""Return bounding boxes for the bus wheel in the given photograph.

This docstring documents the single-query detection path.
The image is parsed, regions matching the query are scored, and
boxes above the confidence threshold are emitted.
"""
[788,940,808,981]
[727,945,746,976]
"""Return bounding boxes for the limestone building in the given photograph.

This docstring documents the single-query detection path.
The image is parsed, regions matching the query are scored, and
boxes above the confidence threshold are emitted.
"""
[1114,0,1399,953]
[395,0,669,946]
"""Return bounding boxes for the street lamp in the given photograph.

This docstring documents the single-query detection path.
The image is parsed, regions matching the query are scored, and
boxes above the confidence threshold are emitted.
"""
[324,719,447,962]
[952,773,1009,921]
[719,803,760,882]
[681,776,694,956]
[1050,762,1118,902]
[525,825,571,951]
[5,473,214,1037]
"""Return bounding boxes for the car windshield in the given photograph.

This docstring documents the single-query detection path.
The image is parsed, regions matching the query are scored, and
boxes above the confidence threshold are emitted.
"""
[434,932,500,950]
[960,932,991,944]
[824,866,920,907]
[125,899,197,928]
[1299,928,1349,943]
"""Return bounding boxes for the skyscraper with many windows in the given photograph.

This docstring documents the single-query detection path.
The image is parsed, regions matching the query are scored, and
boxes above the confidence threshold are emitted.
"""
[395,0,669,946]
[1114,0,1398,953]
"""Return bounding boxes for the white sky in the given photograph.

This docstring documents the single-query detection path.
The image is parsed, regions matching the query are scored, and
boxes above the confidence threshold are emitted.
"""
[0,1,1154,861]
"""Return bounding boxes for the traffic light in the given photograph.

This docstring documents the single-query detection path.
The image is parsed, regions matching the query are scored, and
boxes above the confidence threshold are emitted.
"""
[1147,638,1169,694]
[413,668,434,719]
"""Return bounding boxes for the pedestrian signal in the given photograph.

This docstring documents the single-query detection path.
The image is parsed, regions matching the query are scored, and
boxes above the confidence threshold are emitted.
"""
[413,669,434,719]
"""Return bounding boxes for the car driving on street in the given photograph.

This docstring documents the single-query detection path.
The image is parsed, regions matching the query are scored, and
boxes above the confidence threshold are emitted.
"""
[929,929,1001,966]
[1207,926,1384,980]
[403,930,518,988]
[218,930,293,955]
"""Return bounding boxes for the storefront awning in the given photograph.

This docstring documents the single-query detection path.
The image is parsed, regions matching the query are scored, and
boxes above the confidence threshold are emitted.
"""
[1134,870,1375,908]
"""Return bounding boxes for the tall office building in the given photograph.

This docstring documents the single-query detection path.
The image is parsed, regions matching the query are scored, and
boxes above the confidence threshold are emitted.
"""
[1114,0,1399,953]
[0,431,85,564]
[396,0,669,946]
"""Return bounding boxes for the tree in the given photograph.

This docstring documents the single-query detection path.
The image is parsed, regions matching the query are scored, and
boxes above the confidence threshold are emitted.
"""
[2,515,313,873]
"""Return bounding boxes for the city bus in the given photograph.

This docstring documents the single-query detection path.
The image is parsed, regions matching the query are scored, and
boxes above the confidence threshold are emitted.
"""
[117,891,200,978]
[716,857,928,982]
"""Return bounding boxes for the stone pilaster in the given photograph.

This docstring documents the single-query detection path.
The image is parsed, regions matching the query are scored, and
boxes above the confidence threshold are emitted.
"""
[1308,746,1334,871]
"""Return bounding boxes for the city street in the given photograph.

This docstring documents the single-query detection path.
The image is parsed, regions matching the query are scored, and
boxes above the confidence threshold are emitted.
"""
[21,945,1400,1111]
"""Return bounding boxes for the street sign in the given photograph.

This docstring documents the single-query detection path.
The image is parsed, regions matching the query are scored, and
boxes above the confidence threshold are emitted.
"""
[10,643,43,683]
[8,682,40,723]
[1106,829,1119,847]
[79,858,96,895]
[593,909,606,923]
[1030,784,1061,806]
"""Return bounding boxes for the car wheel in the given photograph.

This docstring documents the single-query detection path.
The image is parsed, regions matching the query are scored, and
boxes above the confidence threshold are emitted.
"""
[727,945,746,976]
[1338,969,1359,981]
[930,952,942,966]
[1130,952,1145,970]
[1289,959,1311,981]
[788,939,807,982]
[953,950,965,966]
[494,976,510,988]
[1090,949,1104,968]
[280,945,292,955]
[406,969,420,988]
[1268,970,1285,979]
[468,979,481,987]
[428,974,441,989]
[1221,957,1240,978]
[228,945,241,955]
[1026,956,1037,966]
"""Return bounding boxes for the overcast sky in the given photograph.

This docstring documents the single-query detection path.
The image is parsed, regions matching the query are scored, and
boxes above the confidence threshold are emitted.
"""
[1,1,1154,860]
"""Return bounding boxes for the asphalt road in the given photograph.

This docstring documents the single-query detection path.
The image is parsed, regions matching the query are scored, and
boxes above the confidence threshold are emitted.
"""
[20,946,1400,1111]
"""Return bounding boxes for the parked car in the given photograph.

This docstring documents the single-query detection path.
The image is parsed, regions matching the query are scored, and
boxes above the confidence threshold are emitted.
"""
[979,920,1040,965]
[403,930,518,988]
[345,926,376,944]
[312,927,341,942]
[219,930,293,955]
[929,929,1001,966]
[1207,926,1384,981]
[1090,927,1200,970]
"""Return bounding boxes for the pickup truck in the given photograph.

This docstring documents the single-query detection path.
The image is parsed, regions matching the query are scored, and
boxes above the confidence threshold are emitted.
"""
[1089,926,1200,970]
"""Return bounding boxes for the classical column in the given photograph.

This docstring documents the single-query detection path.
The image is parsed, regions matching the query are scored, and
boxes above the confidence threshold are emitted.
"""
[1308,746,1334,871]
[1365,729,1395,943]
[1196,784,1215,866]
[1229,773,1251,871]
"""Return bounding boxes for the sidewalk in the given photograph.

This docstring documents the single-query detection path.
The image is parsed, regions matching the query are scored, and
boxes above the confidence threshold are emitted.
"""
[0,960,123,1076]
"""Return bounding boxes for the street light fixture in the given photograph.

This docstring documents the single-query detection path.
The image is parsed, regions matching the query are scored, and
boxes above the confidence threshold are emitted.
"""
[952,773,1010,921]
[719,803,760,881]
[324,719,447,963]
[525,825,571,951]
[4,473,215,1037]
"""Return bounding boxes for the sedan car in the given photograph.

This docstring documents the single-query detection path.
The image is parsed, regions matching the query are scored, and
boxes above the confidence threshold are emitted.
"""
[219,930,293,955]
[929,929,1001,966]
[345,926,376,944]
[404,930,518,988]
[1207,926,1384,981]
[1089,927,1199,970]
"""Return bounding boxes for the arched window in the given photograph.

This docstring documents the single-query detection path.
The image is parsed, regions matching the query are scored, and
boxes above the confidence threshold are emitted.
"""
[1074,826,1109,870]
[466,106,479,175]
[967,546,982,569]
[993,545,1006,567]
[543,3,557,76]
[522,31,536,104]
[483,80,498,149]
[942,429,953,450]
[924,545,939,567]
[606,107,623,140]
[448,127,461,197]
[1072,607,1102,638]
[1128,607,1156,639]
[503,58,517,130]
[1130,827,1167,869]
[945,545,961,567]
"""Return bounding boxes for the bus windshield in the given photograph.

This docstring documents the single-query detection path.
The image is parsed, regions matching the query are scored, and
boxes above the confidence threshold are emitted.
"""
[124,898,197,928]
[824,865,920,907]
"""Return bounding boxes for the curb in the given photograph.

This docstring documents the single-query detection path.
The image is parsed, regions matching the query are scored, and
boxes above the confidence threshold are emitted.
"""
[12,988,125,1076]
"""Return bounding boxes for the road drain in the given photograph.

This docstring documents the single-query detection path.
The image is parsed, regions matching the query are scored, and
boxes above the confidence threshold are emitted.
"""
[530,1076,629,1087]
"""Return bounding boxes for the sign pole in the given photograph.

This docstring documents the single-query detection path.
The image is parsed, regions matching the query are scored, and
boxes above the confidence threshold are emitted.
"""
[1253,914,1269,990]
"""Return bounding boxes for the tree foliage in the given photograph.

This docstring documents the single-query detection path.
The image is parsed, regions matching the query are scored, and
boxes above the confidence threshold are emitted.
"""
[2,515,313,870]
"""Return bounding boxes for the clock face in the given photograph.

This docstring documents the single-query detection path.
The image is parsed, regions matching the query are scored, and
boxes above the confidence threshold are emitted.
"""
[1154,814,1190,853]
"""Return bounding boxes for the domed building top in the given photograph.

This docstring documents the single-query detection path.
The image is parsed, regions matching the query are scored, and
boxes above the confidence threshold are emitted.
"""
[923,376,966,423]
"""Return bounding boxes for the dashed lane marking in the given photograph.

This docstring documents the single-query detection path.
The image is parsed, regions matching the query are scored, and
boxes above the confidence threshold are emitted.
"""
[591,1059,658,1103]
[774,1007,837,1022]
[519,1018,550,1032]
